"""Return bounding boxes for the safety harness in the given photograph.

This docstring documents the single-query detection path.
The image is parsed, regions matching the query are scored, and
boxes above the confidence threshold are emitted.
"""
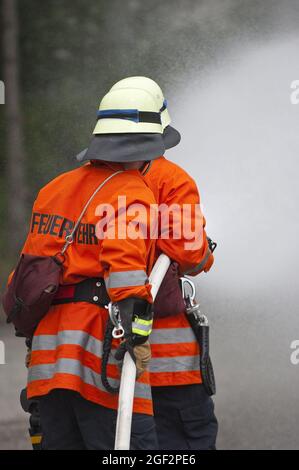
[52,278,109,307]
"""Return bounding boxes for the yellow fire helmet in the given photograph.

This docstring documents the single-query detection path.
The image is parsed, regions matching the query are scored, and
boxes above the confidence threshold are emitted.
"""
[110,76,171,130]
[76,77,180,163]
[93,87,163,135]
[110,76,180,149]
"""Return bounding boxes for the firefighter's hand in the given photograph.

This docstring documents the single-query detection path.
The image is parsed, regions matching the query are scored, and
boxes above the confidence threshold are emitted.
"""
[115,340,151,378]
[133,341,151,378]
[25,349,31,368]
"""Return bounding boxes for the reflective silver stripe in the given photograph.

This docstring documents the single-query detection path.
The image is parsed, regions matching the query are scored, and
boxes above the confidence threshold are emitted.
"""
[150,327,196,345]
[149,355,200,373]
[105,270,148,289]
[184,248,211,275]
[28,358,151,400]
[32,331,118,365]
[132,322,152,333]
[134,381,151,401]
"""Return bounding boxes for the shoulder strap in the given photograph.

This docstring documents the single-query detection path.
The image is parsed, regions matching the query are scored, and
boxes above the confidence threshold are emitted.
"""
[60,170,123,255]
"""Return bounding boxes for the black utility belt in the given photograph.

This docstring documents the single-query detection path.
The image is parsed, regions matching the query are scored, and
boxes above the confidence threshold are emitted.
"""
[52,277,110,307]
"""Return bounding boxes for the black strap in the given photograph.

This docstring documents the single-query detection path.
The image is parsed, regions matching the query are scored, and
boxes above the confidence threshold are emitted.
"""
[97,110,161,125]
[185,314,216,396]
[52,278,110,307]
[137,111,161,124]
[101,318,120,394]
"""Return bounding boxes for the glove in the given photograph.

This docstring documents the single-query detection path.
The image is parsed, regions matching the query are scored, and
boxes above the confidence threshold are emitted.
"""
[113,297,153,378]
[114,340,151,378]
[117,297,153,342]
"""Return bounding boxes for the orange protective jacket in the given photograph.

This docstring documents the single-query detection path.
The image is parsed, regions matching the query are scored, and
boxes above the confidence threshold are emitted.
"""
[143,156,214,387]
[20,162,156,415]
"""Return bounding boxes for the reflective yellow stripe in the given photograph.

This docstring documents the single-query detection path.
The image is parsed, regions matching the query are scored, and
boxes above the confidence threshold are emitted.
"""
[132,327,152,336]
[135,318,152,326]
[132,317,153,336]
[31,435,42,444]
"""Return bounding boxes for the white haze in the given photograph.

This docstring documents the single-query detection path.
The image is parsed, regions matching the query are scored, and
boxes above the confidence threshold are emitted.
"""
[168,35,299,449]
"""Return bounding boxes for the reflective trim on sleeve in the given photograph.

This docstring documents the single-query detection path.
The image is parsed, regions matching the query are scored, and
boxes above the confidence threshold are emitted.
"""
[149,355,200,373]
[135,318,153,327]
[183,248,211,275]
[132,325,152,338]
[27,358,151,400]
[150,327,196,344]
[132,317,153,336]
[105,270,148,289]
[132,328,151,336]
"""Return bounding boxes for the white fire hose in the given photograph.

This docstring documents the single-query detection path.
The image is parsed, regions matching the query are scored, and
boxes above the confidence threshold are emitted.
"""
[114,254,171,450]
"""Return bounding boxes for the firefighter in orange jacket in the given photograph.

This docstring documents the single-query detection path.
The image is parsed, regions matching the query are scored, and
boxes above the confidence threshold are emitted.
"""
[143,156,218,450]
[76,77,218,450]
[12,87,171,450]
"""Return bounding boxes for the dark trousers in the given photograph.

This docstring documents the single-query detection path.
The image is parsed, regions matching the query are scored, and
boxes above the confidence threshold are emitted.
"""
[39,389,158,450]
[152,384,218,450]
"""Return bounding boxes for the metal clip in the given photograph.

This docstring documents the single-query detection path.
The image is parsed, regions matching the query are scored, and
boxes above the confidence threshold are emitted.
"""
[180,277,208,325]
[107,302,125,339]
[180,277,196,305]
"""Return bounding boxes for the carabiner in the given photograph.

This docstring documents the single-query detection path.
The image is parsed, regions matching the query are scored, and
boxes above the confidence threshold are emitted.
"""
[112,327,125,339]
[107,302,125,339]
[180,277,196,303]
